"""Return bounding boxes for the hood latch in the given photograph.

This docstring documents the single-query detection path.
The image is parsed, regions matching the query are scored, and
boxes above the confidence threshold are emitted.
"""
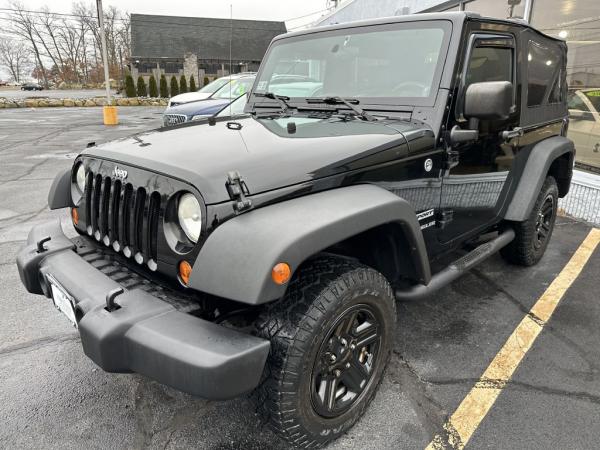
[226,171,252,214]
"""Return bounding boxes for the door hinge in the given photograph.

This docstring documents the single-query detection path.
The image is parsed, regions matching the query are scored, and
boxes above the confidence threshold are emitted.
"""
[226,171,252,214]
[437,209,454,228]
[445,150,460,170]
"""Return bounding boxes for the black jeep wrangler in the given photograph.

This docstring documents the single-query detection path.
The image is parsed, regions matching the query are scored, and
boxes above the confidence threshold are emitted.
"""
[17,12,573,448]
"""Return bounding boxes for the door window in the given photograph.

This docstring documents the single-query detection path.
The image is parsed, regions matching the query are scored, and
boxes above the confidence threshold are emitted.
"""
[458,36,515,120]
[465,45,513,87]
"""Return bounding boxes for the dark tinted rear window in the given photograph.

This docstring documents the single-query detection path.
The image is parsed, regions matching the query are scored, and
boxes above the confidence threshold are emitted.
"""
[527,40,562,107]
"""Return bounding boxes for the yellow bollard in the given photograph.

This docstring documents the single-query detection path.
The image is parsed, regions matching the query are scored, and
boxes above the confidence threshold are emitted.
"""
[103,105,119,125]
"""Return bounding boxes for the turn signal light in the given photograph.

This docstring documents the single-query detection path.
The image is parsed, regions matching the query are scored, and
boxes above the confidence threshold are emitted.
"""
[179,260,192,285]
[272,262,291,285]
[71,207,79,225]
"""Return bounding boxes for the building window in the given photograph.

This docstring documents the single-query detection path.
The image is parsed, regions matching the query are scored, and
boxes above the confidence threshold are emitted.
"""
[165,62,183,74]
[138,62,156,73]
[531,0,600,170]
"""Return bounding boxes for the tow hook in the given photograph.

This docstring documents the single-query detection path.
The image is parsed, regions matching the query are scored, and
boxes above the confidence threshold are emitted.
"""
[105,287,124,312]
[36,236,51,253]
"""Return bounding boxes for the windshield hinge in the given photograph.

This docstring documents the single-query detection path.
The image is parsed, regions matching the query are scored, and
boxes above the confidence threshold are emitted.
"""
[226,171,252,214]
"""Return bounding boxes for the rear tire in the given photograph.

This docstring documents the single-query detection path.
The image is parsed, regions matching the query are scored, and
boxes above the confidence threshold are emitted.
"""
[252,256,396,448]
[501,176,558,266]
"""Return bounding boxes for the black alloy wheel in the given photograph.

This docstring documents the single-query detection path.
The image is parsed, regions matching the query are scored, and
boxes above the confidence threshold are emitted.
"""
[534,194,554,250]
[253,256,396,448]
[311,304,381,418]
[501,176,559,266]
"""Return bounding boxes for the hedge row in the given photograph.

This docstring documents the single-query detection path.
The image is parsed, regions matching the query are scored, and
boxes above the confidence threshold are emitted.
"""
[125,74,198,98]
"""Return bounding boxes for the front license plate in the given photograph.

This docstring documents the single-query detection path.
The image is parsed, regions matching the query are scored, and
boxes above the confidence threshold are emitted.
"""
[47,274,77,328]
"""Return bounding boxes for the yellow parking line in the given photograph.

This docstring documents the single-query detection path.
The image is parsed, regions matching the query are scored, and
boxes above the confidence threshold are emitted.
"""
[426,228,600,450]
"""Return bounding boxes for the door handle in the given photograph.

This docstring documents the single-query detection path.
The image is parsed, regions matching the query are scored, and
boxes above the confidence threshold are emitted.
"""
[500,127,524,141]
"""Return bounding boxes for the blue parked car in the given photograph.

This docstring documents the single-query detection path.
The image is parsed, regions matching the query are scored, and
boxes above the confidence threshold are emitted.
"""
[163,74,255,127]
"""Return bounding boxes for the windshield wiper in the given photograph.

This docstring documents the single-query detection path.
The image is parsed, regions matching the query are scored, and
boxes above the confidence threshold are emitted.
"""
[254,92,293,114]
[305,96,376,122]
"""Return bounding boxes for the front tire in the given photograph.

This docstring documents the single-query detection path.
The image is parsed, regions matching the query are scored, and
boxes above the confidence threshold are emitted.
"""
[253,256,396,448]
[501,176,559,266]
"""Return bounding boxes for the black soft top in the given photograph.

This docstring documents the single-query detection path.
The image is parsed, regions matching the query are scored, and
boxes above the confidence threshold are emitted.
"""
[277,11,562,44]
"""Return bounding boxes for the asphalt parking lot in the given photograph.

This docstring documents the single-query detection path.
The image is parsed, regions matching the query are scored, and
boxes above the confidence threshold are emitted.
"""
[1,107,599,450]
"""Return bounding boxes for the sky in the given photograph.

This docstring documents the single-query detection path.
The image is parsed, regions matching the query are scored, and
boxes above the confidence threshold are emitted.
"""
[4,0,334,25]
[0,0,337,79]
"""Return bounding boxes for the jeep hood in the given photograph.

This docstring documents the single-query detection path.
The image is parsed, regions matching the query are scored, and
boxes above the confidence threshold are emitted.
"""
[83,115,432,204]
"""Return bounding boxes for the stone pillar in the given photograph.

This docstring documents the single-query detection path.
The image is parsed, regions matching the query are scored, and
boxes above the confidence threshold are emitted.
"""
[131,65,139,81]
[183,52,199,82]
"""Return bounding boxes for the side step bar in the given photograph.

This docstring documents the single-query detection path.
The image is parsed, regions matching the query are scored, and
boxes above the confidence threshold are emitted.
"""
[395,229,515,301]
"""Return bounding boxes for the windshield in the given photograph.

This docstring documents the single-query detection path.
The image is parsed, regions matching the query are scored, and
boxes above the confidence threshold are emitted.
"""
[212,77,255,99]
[216,94,248,118]
[198,77,230,94]
[254,21,449,101]
[583,90,600,113]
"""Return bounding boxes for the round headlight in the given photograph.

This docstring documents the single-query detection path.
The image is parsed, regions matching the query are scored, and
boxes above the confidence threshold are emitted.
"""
[177,193,202,243]
[75,163,86,194]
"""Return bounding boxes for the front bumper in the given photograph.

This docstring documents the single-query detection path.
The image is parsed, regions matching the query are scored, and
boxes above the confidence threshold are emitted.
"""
[16,220,270,400]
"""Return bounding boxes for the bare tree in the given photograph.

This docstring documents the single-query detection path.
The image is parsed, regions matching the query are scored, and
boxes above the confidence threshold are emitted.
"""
[36,7,67,78]
[4,1,131,87]
[0,38,32,82]
[6,1,49,87]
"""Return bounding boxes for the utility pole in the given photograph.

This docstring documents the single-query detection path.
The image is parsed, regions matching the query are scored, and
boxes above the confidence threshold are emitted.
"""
[118,47,124,94]
[97,0,118,124]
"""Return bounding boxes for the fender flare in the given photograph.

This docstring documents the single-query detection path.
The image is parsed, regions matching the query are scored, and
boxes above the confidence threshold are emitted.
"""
[48,168,71,210]
[189,184,430,305]
[504,136,574,222]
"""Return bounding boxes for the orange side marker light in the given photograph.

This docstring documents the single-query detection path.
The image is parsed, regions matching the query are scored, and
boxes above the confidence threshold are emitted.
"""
[71,207,79,225]
[179,260,192,285]
[272,262,291,285]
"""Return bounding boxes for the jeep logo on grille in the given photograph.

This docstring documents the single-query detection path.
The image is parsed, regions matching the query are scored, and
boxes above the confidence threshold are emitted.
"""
[113,166,128,180]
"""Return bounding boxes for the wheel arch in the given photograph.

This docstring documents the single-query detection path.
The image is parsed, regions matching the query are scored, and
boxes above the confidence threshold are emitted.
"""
[48,168,72,210]
[318,222,422,285]
[504,135,574,222]
[547,150,574,198]
[189,184,431,305]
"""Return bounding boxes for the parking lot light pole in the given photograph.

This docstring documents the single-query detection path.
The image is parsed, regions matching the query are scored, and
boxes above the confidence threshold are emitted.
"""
[97,0,118,125]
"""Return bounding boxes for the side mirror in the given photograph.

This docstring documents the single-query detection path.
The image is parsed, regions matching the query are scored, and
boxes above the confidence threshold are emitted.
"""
[464,81,513,120]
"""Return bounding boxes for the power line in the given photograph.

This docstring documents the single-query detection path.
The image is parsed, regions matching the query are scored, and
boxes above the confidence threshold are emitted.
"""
[284,7,332,22]
[0,7,107,21]
[0,15,95,30]
[0,5,332,24]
